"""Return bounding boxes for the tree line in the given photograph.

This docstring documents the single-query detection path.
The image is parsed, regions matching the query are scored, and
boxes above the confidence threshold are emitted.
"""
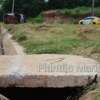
[1,0,100,17]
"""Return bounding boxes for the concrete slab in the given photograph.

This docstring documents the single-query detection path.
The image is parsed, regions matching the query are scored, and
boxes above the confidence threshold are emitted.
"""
[0,55,99,87]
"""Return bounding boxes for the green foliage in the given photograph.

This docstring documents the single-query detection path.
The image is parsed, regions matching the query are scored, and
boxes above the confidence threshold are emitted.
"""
[59,7,92,16]
[2,0,45,17]
[33,15,44,23]
[6,23,100,58]
[2,0,100,17]
[96,92,100,100]
[0,0,4,4]
[12,32,27,42]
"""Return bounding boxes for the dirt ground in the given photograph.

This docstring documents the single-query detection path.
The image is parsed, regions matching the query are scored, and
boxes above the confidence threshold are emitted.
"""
[80,90,100,100]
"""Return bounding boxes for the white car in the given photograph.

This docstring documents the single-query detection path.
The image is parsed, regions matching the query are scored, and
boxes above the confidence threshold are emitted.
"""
[79,16,100,25]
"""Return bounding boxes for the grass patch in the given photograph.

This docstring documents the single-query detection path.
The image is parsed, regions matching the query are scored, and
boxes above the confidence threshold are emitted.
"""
[12,32,27,42]
[28,14,44,23]
[96,92,100,100]
[5,23,100,61]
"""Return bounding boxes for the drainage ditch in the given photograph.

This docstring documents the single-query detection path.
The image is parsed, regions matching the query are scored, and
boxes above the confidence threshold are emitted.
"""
[0,35,5,55]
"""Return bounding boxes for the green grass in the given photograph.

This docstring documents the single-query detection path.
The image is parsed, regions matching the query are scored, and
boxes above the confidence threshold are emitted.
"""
[5,23,100,61]
[96,92,100,100]
[28,14,44,23]
[95,91,100,100]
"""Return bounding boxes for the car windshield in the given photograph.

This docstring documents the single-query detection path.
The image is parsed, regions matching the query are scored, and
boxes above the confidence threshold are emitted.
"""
[84,17,94,20]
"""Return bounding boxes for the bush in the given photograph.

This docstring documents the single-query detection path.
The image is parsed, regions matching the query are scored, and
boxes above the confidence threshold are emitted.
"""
[12,32,27,42]
[33,14,44,23]
[59,7,92,16]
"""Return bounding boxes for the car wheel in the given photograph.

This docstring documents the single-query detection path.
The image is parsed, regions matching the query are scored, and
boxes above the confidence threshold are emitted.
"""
[0,94,9,100]
[80,22,83,24]
[93,22,96,24]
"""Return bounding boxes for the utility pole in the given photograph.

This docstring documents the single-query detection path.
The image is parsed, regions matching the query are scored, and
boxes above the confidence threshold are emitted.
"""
[12,0,15,13]
[92,0,95,16]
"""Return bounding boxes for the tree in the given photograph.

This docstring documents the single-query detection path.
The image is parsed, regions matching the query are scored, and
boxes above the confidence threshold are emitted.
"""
[2,0,100,17]
[2,0,45,17]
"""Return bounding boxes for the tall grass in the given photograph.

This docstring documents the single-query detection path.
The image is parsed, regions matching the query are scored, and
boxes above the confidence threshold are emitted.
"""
[5,23,100,62]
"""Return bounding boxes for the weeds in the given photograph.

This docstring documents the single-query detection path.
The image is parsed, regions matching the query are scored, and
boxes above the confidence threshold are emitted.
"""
[5,23,100,62]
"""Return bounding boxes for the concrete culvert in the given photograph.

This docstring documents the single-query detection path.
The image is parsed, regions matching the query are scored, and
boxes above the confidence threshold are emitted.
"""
[0,94,9,100]
[0,87,84,100]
